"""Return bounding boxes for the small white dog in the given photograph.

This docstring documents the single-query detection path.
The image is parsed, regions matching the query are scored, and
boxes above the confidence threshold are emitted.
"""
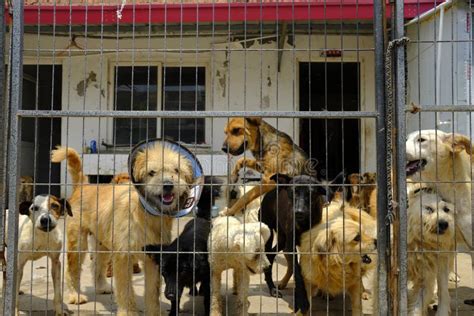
[221,181,262,223]
[13,194,72,315]
[208,216,271,315]
[406,188,455,315]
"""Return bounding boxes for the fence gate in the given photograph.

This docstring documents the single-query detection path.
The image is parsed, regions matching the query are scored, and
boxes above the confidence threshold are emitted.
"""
[1,1,473,315]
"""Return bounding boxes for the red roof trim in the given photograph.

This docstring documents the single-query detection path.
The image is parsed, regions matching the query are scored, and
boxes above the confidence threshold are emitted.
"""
[14,1,443,26]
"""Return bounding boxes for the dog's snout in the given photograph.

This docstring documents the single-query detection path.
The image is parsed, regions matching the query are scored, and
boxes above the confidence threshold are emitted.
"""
[438,220,449,233]
[165,291,175,300]
[163,181,174,193]
[221,142,228,153]
[40,216,51,227]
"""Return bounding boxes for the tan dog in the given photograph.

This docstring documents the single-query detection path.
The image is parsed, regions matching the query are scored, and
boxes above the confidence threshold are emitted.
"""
[347,173,362,207]
[347,172,377,218]
[406,189,455,315]
[209,216,271,316]
[221,118,310,216]
[110,173,131,184]
[299,213,377,316]
[19,176,34,204]
[52,144,193,316]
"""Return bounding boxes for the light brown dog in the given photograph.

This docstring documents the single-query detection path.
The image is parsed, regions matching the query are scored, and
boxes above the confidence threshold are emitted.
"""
[110,173,131,184]
[221,117,310,216]
[347,172,377,218]
[299,211,377,316]
[52,144,194,316]
[19,176,34,203]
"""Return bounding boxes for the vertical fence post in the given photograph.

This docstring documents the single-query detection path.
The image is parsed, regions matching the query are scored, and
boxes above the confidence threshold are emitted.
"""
[374,0,390,315]
[4,0,23,314]
[0,0,7,286]
[392,0,408,314]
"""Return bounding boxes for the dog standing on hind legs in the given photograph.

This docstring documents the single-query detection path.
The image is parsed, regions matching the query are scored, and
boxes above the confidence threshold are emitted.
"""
[52,144,194,315]
[220,117,312,217]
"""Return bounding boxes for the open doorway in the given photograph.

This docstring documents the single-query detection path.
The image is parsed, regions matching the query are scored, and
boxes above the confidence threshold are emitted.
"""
[21,65,62,197]
[299,62,360,181]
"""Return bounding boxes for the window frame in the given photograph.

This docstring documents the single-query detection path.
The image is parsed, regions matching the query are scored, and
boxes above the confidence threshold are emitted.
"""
[107,61,210,146]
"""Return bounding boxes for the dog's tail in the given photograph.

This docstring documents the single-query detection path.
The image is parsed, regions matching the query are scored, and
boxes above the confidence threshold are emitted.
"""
[196,176,223,220]
[51,146,88,190]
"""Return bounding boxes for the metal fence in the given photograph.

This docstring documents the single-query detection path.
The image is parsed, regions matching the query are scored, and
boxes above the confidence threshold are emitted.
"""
[1,0,473,315]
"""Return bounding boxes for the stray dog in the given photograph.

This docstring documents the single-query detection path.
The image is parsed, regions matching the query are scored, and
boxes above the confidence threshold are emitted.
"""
[406,188,455,315]
[406,130,473,305]
[209,216,271,315]
[144,176,222,316]
[259,174,327,307]
[12,195,72,315]
[347,173,362,207]
[221,118,311,217]
[347,172,377,218]
[110,173,131,184]
[19,176,34,203]
[222,180,262,223]
[299,214,377,316]
[52,144,194,315]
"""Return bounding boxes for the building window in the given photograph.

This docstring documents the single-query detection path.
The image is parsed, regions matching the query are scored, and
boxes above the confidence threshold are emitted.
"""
[114,66,158,146]
[113,66,205,146]
[162,67,206,144]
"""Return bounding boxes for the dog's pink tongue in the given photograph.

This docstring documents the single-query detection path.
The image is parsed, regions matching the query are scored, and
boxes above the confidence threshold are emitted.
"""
[162,194,174,203]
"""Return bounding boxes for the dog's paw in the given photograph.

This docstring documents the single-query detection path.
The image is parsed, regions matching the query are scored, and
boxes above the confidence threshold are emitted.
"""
[449,271,460,283]
[95,285,113,295]
[219,207,231,217]
[294,294,310,314]
[269,288,283,298]
[54,310,71,316]
[68,293,88,305]
[277,283,288,291]
[361,291,371,300]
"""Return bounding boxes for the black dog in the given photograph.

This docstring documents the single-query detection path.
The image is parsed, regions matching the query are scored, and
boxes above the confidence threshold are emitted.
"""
[260,174,333,313]
[144,176,222,316]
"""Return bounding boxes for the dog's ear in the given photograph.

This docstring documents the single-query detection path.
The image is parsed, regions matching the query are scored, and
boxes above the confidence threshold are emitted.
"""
[19,201,32,216]
[132,151,147,182]
[312,228,335,254]
[245,117,262,126]
[269,173,292,185]
[443,133,472,155]
[259,224,272,244]
[59,198,73,217]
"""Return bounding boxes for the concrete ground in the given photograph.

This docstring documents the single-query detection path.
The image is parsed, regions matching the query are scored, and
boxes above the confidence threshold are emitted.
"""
[1,218,473,315]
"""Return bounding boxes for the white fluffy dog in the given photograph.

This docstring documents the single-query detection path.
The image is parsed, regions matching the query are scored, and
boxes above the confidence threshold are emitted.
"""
[208,216,271,315]
[406,188,455,315]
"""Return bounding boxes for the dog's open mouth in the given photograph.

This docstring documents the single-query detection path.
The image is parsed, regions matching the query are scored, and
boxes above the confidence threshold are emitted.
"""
[406,159,427,176]
[361,255,372,264]
[160,193,175,205]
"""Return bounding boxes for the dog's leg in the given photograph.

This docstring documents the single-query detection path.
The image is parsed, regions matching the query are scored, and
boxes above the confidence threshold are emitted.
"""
[202,275,211,316]
[436,256,451,316]
[210,268,222,316]
[93,245,112,294]
[143,255,161,315]
[232,268,241,295]
[348,282,362,316]
[230,158,261,183]
[278,252,293,290]
[66,228,88,305]
[51,254,66,316]
[224,180,276,217]
[113,254,139,316]
[264,231,282,298]
[293,259,310,314]
[15,257,27,315]
[236,268,250,316]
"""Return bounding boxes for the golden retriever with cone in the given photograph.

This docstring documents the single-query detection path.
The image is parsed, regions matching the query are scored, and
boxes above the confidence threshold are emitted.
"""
[52,144,194,315]
[221,117,311,216]
[298,212,377,316]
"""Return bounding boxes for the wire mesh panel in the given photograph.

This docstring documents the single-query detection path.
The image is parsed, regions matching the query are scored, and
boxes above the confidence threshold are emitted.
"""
[0,1,473,316]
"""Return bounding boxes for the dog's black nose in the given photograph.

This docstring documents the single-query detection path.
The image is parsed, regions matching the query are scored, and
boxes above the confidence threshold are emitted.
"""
[230,189,238,200]
[165,292,175,300]
[438,220,449,233]
[40,216,51,228]
[163,181,174,193]
[221,142,228,153]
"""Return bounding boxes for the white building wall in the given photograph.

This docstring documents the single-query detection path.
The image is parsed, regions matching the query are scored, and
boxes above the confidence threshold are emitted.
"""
[20,32,376,184]
[406,2,472,137]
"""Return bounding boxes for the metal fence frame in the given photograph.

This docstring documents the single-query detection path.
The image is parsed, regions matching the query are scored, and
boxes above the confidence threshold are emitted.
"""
[0,1,434,315]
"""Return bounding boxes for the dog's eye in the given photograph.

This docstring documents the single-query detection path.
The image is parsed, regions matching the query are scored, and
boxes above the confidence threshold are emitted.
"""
[417,137,427,143]
[232,127,241,135]
[443,206,450,213]
[353,234,361,242]
[174,168,179,173]
[425,206,434,213]
[148,170,156,177]
[32,206,39,212]
[50,204,59,210]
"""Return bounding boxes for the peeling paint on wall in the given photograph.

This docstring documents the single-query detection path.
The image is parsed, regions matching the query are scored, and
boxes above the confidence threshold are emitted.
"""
[76,71,98,97]
[262,95,270,108]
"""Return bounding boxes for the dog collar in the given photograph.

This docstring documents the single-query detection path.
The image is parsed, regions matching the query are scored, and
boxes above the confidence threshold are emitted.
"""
[128,138,204,218]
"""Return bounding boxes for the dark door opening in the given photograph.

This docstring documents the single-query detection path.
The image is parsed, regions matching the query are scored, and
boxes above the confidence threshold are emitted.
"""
[299,62,360,181]
[22,65,62,197]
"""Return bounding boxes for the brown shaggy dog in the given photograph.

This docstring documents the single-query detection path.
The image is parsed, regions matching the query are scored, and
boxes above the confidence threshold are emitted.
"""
[299,213,377,316]
[221,117,310,216]
[19,176,34,203]
[52,144,194,316]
